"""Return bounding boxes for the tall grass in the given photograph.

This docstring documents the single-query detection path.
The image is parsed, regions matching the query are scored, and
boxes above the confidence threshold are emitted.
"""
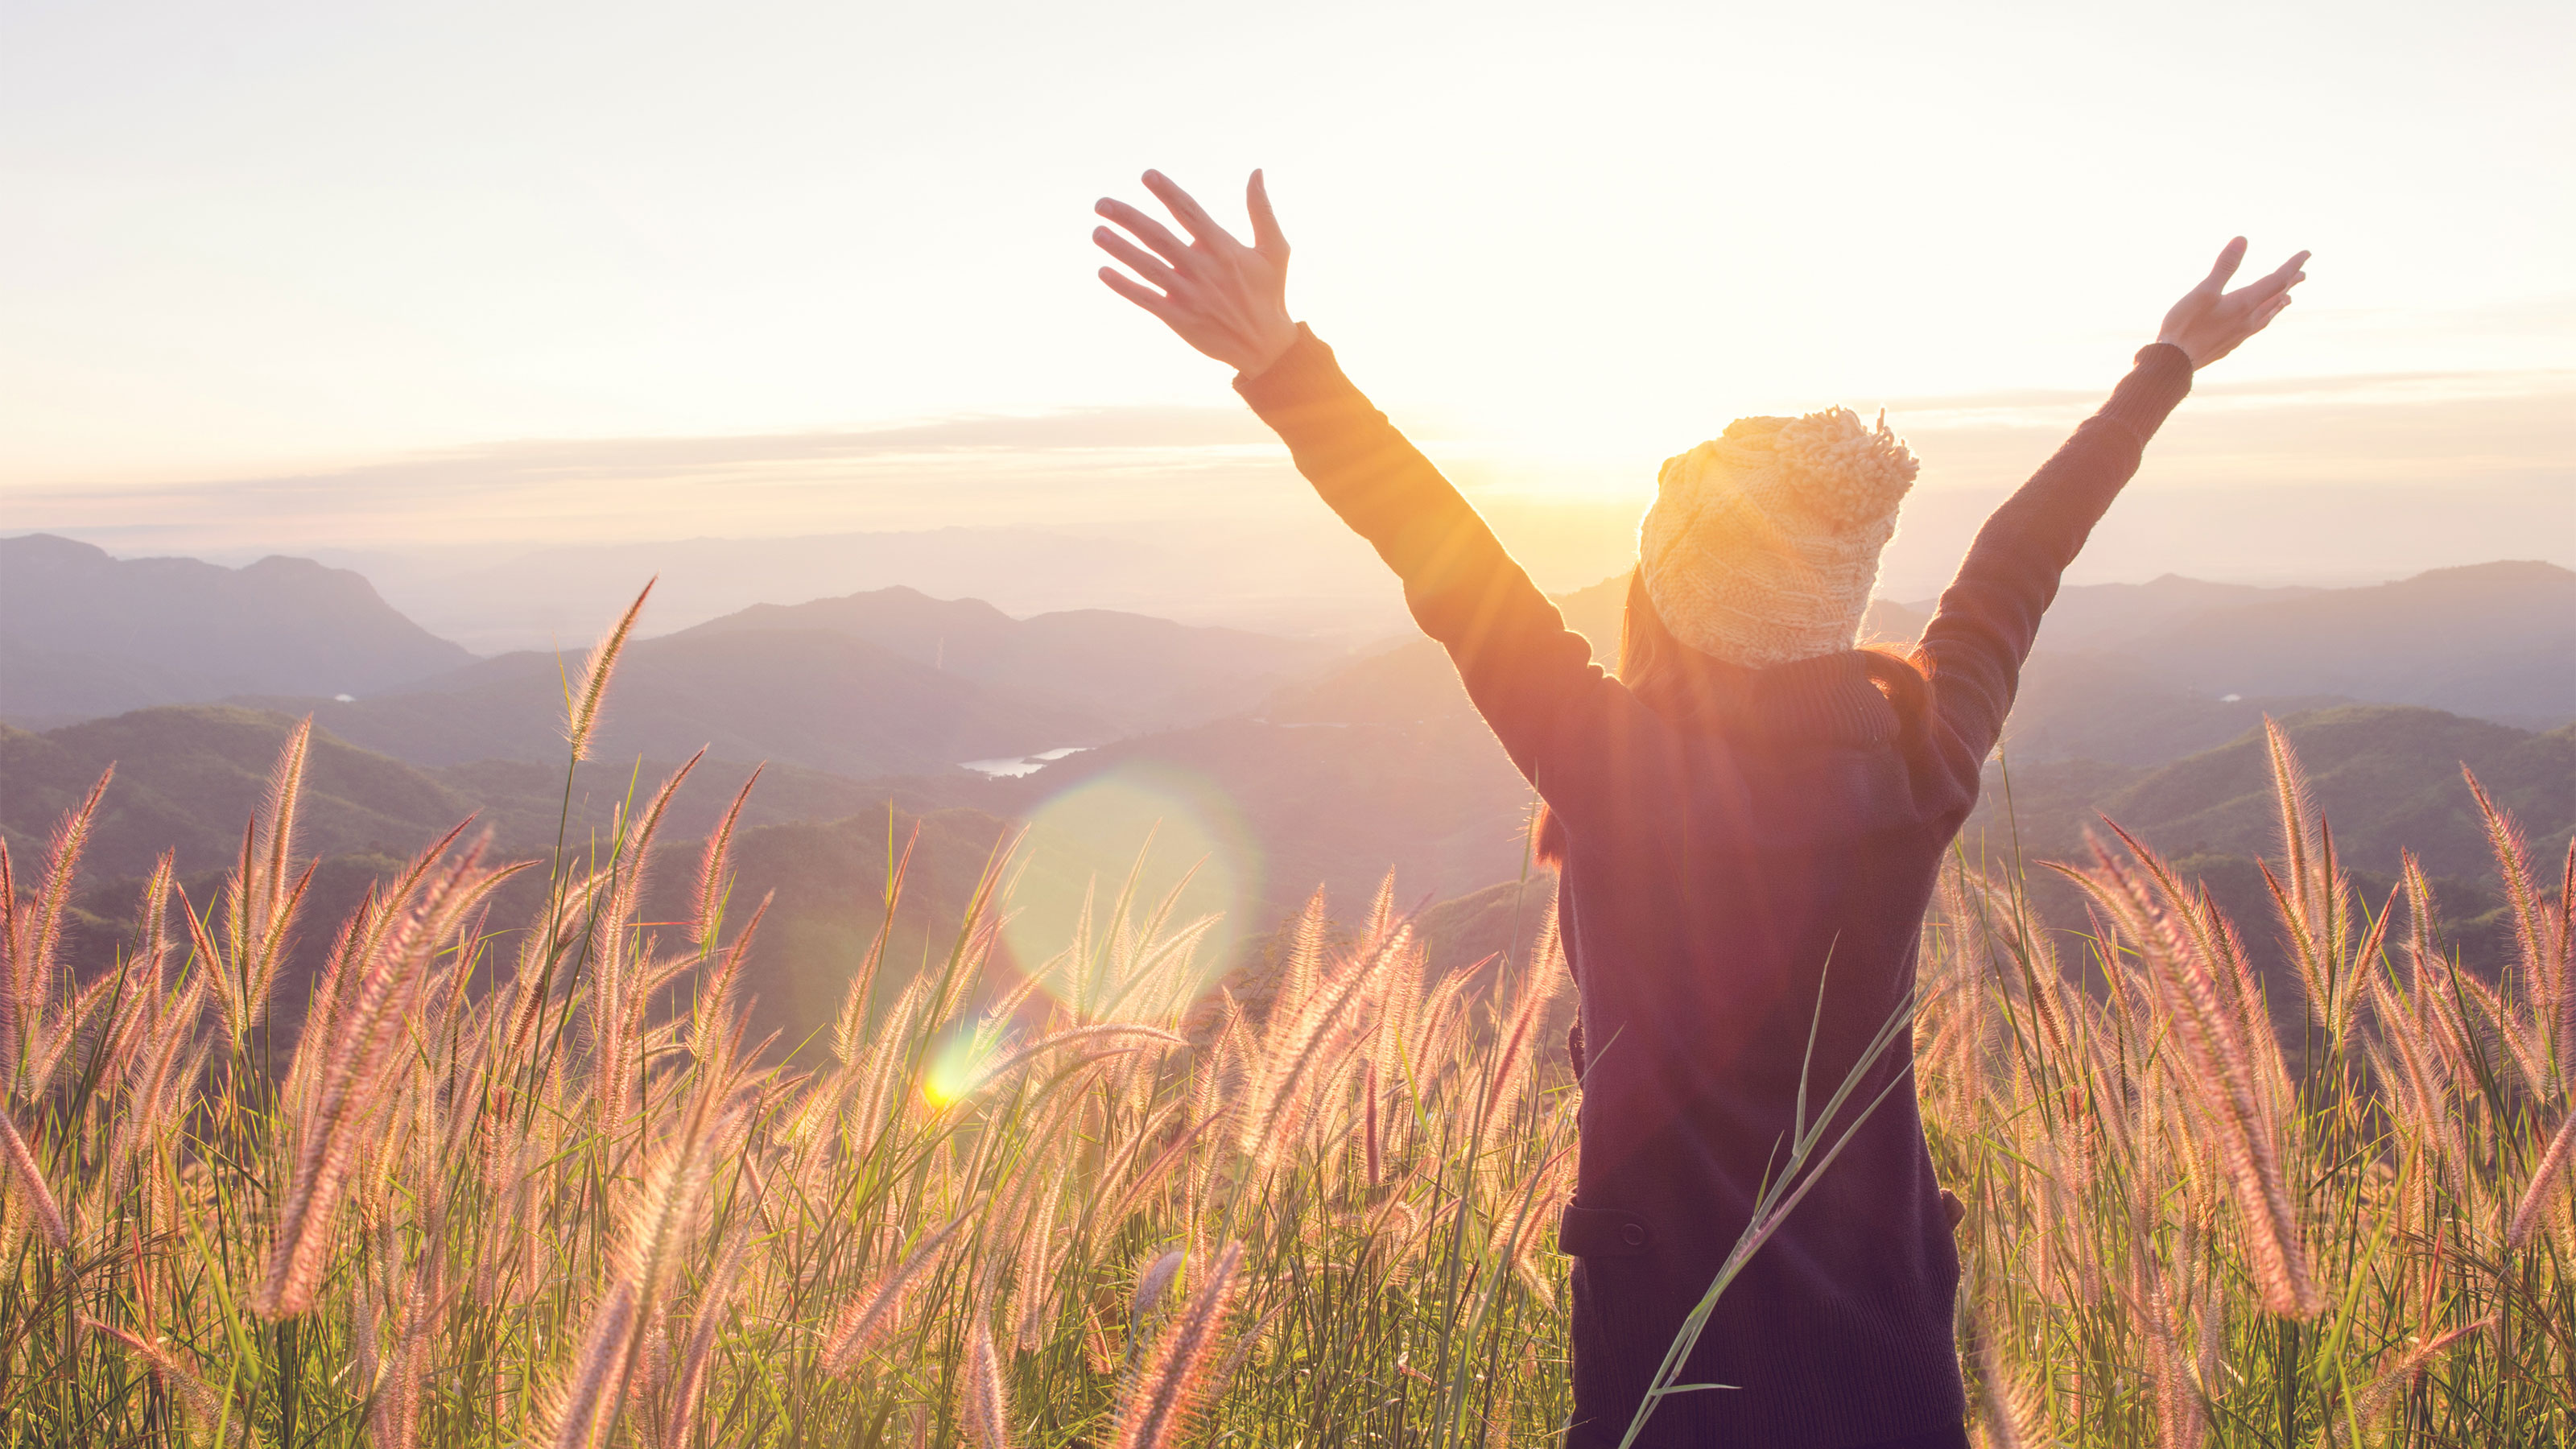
[0,617,2567,1444]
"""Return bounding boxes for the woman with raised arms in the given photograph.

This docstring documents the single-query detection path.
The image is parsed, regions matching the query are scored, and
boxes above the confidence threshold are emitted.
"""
[1092,169,2305,1449]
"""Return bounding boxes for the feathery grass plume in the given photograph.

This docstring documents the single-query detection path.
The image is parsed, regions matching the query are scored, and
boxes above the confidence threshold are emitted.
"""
[367,1270,436,1449]
[832,827,919,1067]
[18,956,117,1104]
[2107,824,2294,1117]
[1503,1144,1575,1299]
[233,861,317,1042]
[585,752,704,1112]
[74,864,179,1111]
[2187,1278,2225,1438]
[692,763,764,945]
[2260,718,2359,1033]
[135,848,178,980]
[0,840,14,1071]
[2316,1315,2496,1447]
[2058,828,2323,1318]
[2391,864,2493,1091]
[612,1100,738,1353]
[218,716,320,1039]
[962,1315,1016,1449]
[1110,1241,1243,1449]
[543,1280,640,1449]
[1106,1114,1224,1233]
[2256,844,2365,1043]
[2562,836,2576,1059]
[258,835,524,1319]
[1360,1056,1384,1187]
[969,1022,1187,1098]
[1239,914,1410,1173]
[2263,717,2322,923]
[301,813,486,1099]
[1407,964,1476,1100]
[1964,1311,2044,1449]
[2,768,109,1082]
[113,973,208,1194]
[1361,867,1397,948]
[687,893,769,1088]
[2369,976,2471,1202]
[503,864,611,1065]
[2464,765,2574,1081]
[1476,938,1558,1165]
[2128,1249,2203,1449]
[259,714,312,913]
[819,1201,981,1374]
[2508,1108,2575,1249]
[85,1317,246,1443]
[1275,888,1331,1030]
[1009,1155,1068,1353]
[660,1207,752,1449]
[1130,1246,1185,1335]
[565,576,654,761]
[176,887,250,1046]
[0,1107,68,1249]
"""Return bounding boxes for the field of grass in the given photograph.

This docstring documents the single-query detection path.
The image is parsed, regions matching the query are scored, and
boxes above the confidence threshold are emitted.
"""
[2,601,2570,1447]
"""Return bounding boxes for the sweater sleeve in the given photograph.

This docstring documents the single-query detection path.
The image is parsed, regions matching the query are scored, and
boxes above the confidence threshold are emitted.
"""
[1920,343,2194,761]
[1236,326,1605,782]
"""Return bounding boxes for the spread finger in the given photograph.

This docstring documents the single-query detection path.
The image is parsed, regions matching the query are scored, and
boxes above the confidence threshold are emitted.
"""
[1095,197,1193,266]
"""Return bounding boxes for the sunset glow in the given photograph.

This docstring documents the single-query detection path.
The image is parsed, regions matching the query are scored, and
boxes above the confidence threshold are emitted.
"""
[4,0,2568,584]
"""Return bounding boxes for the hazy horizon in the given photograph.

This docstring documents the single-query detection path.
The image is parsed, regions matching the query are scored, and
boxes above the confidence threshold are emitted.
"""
[6,0,2570,613]
[9,353,2566,649]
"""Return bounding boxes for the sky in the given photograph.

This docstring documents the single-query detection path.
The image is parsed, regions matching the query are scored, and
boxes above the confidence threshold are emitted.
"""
[3,0,2570,600]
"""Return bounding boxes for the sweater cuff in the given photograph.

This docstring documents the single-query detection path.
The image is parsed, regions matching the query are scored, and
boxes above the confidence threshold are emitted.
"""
[1233,323,1344,414]
[2097,343,2194,446]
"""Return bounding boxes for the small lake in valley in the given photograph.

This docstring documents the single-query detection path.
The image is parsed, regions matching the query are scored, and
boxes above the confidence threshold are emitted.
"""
[960,746,1092,778]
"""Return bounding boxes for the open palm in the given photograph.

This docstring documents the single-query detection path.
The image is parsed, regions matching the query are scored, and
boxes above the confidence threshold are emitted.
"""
[2158,238,2310,369]
[1093,170,1298,375]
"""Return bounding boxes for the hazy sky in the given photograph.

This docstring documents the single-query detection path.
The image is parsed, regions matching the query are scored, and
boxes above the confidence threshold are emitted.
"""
[5,0,2570,575]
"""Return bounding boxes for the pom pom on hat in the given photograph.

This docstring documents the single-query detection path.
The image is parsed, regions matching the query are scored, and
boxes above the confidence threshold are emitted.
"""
[1637,407,1918,668]
[1776,408,1919,526]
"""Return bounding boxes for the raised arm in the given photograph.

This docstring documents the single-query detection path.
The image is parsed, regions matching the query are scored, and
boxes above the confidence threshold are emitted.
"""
[1921,238,2310,761]
[1092,171,1603,778]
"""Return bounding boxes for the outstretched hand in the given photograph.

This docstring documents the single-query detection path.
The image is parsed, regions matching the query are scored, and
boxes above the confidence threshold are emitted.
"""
[1094,171,1298,376]
[2157,239,2310,369]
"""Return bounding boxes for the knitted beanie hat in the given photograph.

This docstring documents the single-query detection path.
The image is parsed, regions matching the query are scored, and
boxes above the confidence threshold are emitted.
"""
[1637,407,1919,668]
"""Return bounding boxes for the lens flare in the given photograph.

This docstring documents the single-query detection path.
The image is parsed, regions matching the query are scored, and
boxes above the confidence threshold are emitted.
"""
[1003,763,1257,1009]
[919,1027,985,1107]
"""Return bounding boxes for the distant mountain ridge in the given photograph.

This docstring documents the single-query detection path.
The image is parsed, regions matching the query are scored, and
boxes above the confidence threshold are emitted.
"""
[1,544,1350,777]
[1275,563,2573,760]
[0,704,932,882]
[675,586,1336,734]
[250,628,1109,778]
[2122,561,2576,729]
[267,584,1346,776]
[0,534,473,724]
[1916,574,2324,653]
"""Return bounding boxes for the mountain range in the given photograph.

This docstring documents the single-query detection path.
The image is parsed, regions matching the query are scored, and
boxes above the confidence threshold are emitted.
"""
[10,530,2570,777]
[1273,562,2574,766]
[0,704,942,883]
[206,585,1338,778]
[5,532,2570,1059]
[0,534,473,727]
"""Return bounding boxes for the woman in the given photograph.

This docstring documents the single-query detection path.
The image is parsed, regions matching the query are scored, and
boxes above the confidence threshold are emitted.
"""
[1092,170,2305,1449]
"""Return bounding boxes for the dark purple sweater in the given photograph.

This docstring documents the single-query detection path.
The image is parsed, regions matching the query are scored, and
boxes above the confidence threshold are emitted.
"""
[1238,331,2194,1449]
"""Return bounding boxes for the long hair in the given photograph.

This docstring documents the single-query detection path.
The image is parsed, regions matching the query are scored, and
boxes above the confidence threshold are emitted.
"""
[1529,571,1927,866]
